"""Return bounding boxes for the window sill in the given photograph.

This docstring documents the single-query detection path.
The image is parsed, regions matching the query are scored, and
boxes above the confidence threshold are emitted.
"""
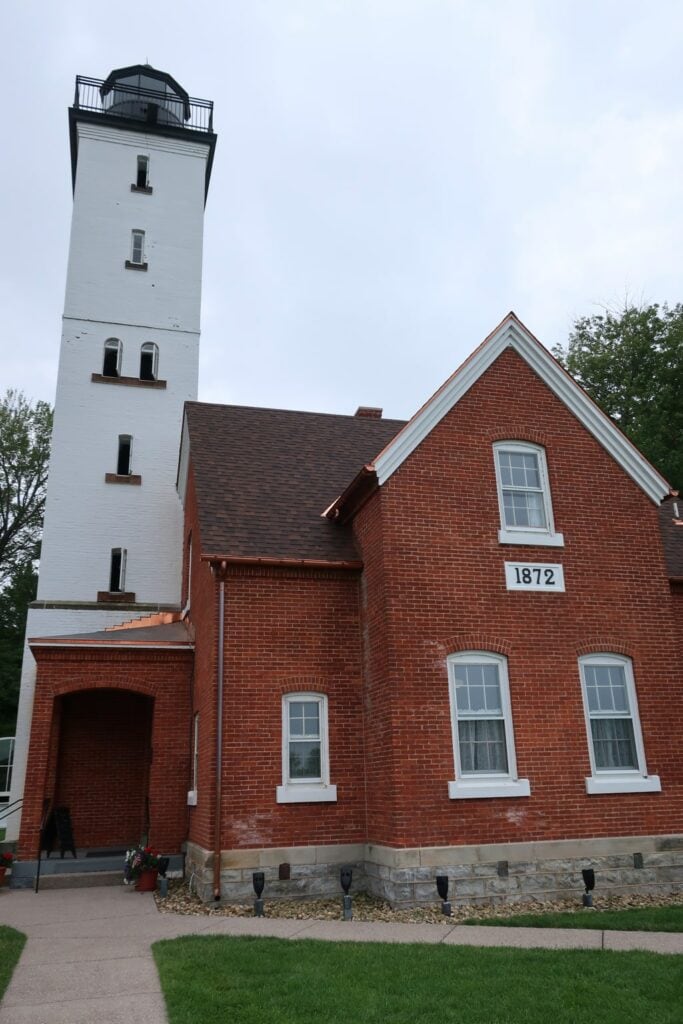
[276,784,337,804]
[498,529,564,548]
[125,260,148,271]
[91,373,167,389]
[448,778,531,800]
[96,591,136,603]
[131,184,153,194]
[585,774,661,795]
[105,473,142,485]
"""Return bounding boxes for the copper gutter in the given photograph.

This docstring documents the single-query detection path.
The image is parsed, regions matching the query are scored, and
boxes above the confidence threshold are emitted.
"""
[201,554,362,570]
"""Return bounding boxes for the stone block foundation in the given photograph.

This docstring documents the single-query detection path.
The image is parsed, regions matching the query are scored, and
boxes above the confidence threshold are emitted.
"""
[185,834,683,907]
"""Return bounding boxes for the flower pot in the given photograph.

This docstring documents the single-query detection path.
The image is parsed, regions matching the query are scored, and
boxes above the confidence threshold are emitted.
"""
[135,868,158,893]
[0,865,7,887]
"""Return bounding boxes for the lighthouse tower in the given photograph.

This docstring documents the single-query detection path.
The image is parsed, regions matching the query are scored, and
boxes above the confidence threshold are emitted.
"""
[7,66,216,840]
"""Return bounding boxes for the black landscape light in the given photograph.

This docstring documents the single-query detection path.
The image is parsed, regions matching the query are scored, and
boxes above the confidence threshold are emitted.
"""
[157,856,170,897]
[253,871,265,916]
[581,868,595,908]
[340,867,353,920]
[436,874,452,917]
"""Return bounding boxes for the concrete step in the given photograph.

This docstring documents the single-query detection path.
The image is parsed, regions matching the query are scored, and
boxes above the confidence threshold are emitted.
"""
[9,852,184,889]
[37,871,123,890]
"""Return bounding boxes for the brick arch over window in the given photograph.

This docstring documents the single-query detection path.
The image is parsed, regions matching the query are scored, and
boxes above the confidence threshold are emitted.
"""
[271,676,333,696]
[576,639,633,658]
[489,428,551,448]
[439,633,512,658]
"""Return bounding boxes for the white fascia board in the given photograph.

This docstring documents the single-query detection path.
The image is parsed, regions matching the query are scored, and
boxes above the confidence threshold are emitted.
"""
[176,412,191,506]
[374,318,671,505]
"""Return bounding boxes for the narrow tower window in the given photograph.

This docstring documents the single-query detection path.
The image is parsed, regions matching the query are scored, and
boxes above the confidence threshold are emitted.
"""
[109,548,127,593]
[136,156,149,189]
[140,343,159,381]
[103,338,122,377]
[130,230,145,265]
[117,435,132,476]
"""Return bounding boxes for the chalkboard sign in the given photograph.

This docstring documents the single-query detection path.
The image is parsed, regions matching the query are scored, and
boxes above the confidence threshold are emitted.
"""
[53,806,77,859]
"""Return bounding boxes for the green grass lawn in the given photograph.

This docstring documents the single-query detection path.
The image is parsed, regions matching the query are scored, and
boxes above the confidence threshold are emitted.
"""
[464,905,683,932]
[0,926,26,1001]
[153,935,683,1024]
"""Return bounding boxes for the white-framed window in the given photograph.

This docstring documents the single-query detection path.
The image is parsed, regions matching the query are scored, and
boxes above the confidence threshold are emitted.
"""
[447,652,530,799]
[578,654,661,795]
[130,229,145,265]
[117,434,132,476]
[139,342,159,381]
[493,441,563,547]
[276,693,337,804]
[109,547,127,593]
[136,155,150,189]
[103,338,122,377]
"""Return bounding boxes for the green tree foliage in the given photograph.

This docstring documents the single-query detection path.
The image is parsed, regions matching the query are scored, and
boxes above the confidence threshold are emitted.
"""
[553,304,683,489]
[0,562,37,735]
[0,391,52,735]
[0,391,52,587]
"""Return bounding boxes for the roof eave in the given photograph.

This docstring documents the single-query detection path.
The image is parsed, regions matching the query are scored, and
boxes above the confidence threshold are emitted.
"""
[373,313,672,505]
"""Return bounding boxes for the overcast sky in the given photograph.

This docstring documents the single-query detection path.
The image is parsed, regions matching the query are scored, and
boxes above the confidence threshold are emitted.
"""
[2,1,683,420]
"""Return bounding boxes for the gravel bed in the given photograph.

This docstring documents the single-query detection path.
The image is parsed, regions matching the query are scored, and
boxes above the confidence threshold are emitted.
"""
[155,882,683,925]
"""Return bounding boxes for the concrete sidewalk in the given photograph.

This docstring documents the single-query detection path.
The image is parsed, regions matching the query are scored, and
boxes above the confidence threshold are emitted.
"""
[1,887,681,1024]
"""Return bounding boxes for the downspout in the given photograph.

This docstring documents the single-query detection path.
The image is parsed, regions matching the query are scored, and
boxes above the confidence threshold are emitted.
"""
[213,567,225,900]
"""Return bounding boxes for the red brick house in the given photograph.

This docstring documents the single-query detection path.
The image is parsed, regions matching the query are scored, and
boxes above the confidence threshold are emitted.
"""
[18,313,683,904]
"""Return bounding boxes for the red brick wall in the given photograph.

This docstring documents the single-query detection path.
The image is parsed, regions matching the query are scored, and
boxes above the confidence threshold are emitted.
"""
[218,566,367,850]
[18,647,193,858]
[354,346,683,848]
[56,690,152,849]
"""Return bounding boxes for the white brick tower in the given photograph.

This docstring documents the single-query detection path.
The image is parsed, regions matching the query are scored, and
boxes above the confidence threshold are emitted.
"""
[7,66,216,839]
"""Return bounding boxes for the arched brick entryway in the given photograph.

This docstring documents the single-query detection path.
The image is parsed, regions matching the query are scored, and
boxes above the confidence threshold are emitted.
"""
[55,689,153,849]
[19,642,193,860]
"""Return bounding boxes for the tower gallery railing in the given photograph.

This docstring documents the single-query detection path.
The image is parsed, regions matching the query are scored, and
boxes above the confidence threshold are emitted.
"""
[73,76,214,133]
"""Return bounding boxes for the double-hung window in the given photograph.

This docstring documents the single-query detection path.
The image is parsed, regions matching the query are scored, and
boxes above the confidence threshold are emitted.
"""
[579,655,660,794]
[493,442,563,547]
[447,652,530,799]
[276,693,337,803]
[126,230,147,270]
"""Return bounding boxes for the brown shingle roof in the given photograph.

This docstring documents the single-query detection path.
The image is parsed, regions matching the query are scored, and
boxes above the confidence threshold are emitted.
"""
[185,403,405,562]
[659,495,683,579]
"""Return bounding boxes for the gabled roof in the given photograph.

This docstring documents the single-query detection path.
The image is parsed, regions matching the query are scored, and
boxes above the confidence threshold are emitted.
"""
[179,403,405,563]
[371,313,671,504]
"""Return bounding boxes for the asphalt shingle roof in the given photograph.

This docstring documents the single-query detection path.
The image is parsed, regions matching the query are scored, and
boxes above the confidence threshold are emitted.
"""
[184,403,405,562]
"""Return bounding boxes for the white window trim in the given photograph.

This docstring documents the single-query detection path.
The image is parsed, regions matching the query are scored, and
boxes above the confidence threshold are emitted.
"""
[578,654,661,796]
[140,342,159,381]
[103,338,122,376]
[110,547,127,593]
[276,692,337,804]
[493,441,564,547]
[130,229,145,264]
[447,651,530,800]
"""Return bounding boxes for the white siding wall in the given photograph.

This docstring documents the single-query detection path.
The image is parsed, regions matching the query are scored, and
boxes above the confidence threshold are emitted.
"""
[8,113,213,841]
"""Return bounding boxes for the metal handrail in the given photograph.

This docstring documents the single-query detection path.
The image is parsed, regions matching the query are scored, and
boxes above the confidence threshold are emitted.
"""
[0,797,21,822]
[73,75,214,133]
